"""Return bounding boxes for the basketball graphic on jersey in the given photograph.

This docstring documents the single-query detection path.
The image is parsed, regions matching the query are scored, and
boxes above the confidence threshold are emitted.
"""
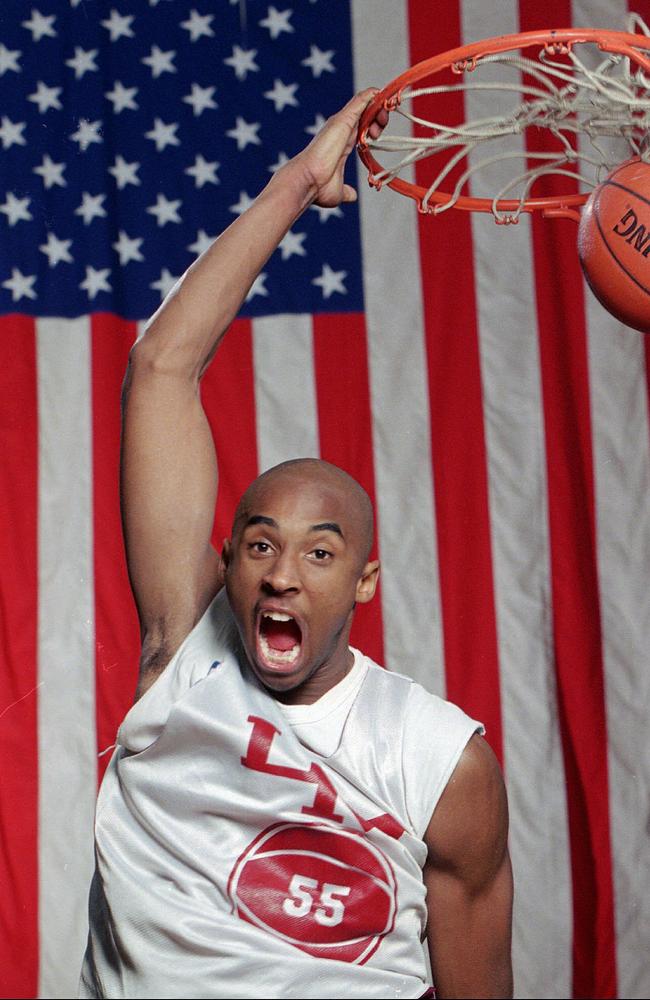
[228,821,397,963]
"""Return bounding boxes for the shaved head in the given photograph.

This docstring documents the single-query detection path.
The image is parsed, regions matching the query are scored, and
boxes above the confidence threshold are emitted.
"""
[232,458,374,567]
[224,457,380,701]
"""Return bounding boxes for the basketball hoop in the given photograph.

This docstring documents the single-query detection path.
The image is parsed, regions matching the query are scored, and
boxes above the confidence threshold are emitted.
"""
[357,18,650,223]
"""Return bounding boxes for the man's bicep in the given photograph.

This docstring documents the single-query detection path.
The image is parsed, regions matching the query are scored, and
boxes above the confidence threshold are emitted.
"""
[423,735,513,999]
[121,346,223,657]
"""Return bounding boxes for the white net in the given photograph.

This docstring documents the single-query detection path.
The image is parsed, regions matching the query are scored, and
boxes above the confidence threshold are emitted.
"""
[363,16,650,222]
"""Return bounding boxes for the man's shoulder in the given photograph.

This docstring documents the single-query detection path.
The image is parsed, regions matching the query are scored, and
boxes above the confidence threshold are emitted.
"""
[354,649,479,731]
[192,585,240,653]
[350,651,485,838]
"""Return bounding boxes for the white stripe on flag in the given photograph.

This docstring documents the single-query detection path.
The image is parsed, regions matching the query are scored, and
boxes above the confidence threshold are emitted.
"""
[351,0,445,694]
[460,3,573,996]
[252,314,320,472]
[573,0,629,30]
[37,317,97,997]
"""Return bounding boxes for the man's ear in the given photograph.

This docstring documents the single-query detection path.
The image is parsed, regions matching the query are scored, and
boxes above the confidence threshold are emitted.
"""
[221,537,232,570]
[355,560,380,604]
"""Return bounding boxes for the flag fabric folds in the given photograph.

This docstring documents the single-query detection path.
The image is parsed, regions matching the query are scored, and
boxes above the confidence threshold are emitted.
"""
[1,2,649,998]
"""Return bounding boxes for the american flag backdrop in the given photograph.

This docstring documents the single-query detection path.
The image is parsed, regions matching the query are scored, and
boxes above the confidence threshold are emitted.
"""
[1,1,649,998]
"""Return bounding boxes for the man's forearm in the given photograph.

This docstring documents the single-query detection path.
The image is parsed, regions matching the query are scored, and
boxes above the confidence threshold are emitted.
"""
[133,161,315,378]
[131,88,381,379]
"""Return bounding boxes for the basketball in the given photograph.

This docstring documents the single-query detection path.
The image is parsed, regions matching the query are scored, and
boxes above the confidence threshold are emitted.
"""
[578,158,650,332]
[228,822,397,964]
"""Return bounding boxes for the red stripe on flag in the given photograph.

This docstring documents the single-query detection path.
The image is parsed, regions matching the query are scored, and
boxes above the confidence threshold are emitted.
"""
[407,0,504,761]
[0,316,39,998]
[312,312,385,665]
[203,319,259,549]
[630,0,650,37]
[519,2,617,996]
[91,314,140,779]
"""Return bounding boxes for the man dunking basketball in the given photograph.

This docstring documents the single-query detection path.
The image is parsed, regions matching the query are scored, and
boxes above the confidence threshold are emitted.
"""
[80,90,513,1000]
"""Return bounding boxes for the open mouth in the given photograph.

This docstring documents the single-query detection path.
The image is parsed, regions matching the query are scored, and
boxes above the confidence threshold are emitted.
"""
[257,611,303,671]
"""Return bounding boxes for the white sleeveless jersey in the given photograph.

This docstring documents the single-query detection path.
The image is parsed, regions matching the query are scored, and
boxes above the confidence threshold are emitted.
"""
[80,591,482,999]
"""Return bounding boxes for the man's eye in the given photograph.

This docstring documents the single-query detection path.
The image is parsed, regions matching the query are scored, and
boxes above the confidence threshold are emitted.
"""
[250,541,271,553]
[311,548,332,560]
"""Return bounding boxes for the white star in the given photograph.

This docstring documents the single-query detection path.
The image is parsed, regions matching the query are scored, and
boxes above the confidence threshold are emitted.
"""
[181,10,214,41]
[109,155,140,189]
[75,192,107,225]
[150,268,180,299]
[80,266,111,300]
[224,45,259,81]
[268,151,290,173]
[226,116,261,151]
[185,154,219,188]
[305,113,327,136]
[230,190,255,215]
[2,268,37,302]
[147,193,182,226]
[259,6,294,39]
[113,230,144,265]
[142,44,176,78]
[145,117,180,152]
[66,47,99,79]
[33,154,66,188]
[105,81,138,114]
[187,230,216,256]
[70,118,102,151]
[183,83,217,117]
[28,81,62,113]
[101,9,135,41]
[0,192,32,226]
[311,202,343,223]
[0,117,27,150]
[264,79,299,113]
[0,44,21,75]
[301,44,335,78]
[40,232,73,267]
[312,263,347,298]
[246,273,268,301]
[278,230,307,260]
[22,10,57,42]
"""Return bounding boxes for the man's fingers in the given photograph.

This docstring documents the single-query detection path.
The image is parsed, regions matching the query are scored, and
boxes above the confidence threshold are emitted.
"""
[366,106,390,141]
[296,89,381,208]
[331,87,381,135]
[342,87,381,117]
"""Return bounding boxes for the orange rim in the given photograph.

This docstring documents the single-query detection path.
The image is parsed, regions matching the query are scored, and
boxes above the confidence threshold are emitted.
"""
[357,28,650,218]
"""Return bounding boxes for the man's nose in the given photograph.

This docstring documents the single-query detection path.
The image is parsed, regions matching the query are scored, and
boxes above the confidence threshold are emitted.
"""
[261,549,300,593]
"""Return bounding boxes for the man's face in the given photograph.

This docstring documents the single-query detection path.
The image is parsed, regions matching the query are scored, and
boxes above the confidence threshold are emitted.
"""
[223,472,378,704]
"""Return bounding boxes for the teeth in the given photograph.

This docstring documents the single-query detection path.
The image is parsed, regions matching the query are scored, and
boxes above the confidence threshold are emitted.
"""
[262,611,294,622]
[259,634,300,664]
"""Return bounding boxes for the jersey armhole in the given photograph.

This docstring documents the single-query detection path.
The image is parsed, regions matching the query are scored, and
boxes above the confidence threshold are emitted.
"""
[116,588,234,753]
[401,685,485,840]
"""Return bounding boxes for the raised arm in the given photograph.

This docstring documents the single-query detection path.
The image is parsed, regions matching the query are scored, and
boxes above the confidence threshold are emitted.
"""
[423,734,513,999]
[121,89,385,695]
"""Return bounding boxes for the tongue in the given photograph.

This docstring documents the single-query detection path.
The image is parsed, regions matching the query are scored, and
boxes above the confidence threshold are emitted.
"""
[261,617,301,652]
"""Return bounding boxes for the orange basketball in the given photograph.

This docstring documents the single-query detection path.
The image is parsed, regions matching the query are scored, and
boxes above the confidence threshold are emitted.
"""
[578,158,650,333]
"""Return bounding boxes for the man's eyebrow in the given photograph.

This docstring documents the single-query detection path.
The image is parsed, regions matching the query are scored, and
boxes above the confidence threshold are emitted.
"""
[310,521,344,538]
[244,515,278,529]
[243,516,344,538]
